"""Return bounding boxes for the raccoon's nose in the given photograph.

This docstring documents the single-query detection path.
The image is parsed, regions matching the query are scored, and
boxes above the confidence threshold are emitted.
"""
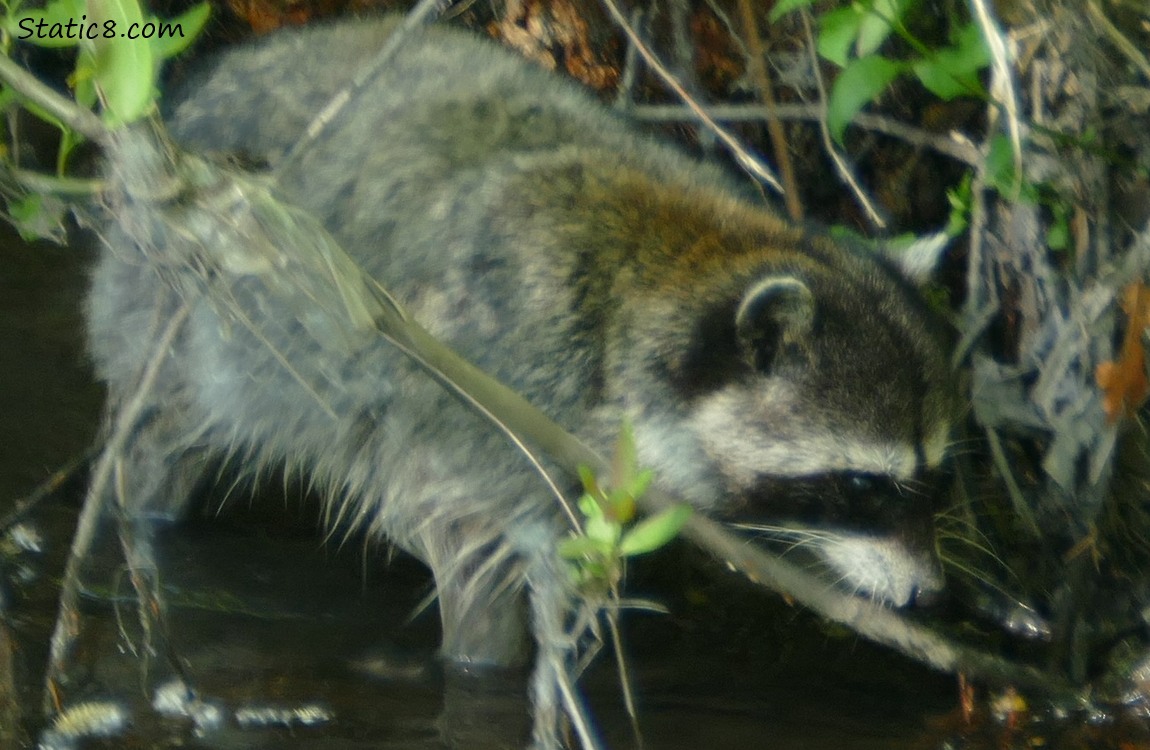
[908,559,946,608]
[910,583,944,608]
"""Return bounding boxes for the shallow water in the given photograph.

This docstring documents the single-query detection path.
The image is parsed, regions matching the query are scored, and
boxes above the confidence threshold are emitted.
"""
[9,501,958,750]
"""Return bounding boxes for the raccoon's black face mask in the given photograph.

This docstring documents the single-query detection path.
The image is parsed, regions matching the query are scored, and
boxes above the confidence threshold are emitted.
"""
[636,264,958,607]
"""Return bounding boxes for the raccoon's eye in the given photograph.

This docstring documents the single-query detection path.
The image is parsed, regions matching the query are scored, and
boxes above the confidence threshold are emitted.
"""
[845,473,878,495]
[843,473,898,502]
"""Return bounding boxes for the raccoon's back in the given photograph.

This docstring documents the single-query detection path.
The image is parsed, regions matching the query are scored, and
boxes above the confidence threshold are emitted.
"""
[147,19,731,406]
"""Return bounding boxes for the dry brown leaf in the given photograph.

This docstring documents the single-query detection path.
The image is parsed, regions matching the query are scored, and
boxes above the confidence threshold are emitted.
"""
[1095,282,1150,422]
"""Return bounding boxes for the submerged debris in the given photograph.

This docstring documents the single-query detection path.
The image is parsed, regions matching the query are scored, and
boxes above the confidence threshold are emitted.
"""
[38,701,129,750]
[152,679,226,736]
[234,702,334,729]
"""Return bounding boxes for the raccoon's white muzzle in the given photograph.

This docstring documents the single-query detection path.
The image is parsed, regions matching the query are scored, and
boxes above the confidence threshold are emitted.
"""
[816,533,944,608]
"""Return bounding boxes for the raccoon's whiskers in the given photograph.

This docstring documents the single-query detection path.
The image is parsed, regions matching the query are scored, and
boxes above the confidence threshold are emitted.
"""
[725,522,839,556]
[943,436,982,454]
[823,566,874,608]
[893,479,929,499]
[935,509,1010,570]
[934,510,1016,590]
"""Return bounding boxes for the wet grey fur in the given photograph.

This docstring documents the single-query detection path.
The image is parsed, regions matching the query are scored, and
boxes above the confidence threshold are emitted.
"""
[88,16,957,748]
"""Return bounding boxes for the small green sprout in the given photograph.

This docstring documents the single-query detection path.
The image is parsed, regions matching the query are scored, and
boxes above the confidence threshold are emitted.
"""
[559,422,692,594]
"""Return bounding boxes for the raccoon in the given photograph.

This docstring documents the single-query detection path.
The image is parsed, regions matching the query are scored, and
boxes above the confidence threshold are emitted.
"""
[89,15,957,692]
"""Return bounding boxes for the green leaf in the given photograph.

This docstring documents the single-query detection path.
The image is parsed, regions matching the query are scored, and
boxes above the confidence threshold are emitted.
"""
[7,192,68,243]
[1046,205,1070,251]
[605,488,636,522]
[624,468,654,503]
[984,134,1013,186]
[945,174,972,236]
[150,2,209,60]
[619,505,692,557]
[558,535,606,560]
[984,135,1039,202]
[827,55,902,144]
[1045,220,1068,251]
[577,465,600,498]
[855,0,911,58]
[19,99,66,131]
[768,0,814,23]
[910,23,989,100]
[817,6,864,68]
[585,512,620,547]
[85,0,156,126]
[984,134,1027,197]
[577,493,603,521]
[8,192,42,224]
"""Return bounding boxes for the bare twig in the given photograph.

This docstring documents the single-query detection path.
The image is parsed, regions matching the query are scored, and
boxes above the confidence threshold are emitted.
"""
[275,0,452,177]
[986,429,1042,537]
[0,55,107,143]
[612,7,643,111]
[1,448,97,535]
[736,0,803,221]
[1085,0,1150,83]
[117,127,1066,696]
[970,0,1024,197]
[630,104,982,166]
[700,0,747,60]
[605,595,643,749]
[43,297,190,714]
[597,0,783,193]
[799,10,887,229]
[7,169,102,197]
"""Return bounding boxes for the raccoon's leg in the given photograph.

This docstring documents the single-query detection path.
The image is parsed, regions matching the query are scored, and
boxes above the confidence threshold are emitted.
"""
[421,523,534,748]
[113,409,213,521]
[420,522,530,667]
[105,406,214,668]
[523,527,593,750]
[428,519,585,750]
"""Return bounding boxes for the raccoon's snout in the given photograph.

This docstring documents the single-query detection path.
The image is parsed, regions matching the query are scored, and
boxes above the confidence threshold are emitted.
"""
[816,534,945,609]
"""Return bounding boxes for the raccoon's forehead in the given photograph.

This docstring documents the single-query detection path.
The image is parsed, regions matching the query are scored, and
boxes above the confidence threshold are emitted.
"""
[689,386,952,482]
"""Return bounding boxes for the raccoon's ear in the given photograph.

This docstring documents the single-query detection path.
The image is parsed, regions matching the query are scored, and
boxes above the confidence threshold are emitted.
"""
[882,230,950,284]
[735,276,815,372]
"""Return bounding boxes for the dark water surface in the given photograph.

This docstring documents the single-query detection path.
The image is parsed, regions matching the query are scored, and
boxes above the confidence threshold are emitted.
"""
[1,230,968,749]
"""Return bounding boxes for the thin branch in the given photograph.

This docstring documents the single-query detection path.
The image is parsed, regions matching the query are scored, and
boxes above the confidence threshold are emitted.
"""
[8,168,103,197]
[275,0,452,177]
[43,296,190,714]
[606,598,643,749]
[0,448,97,535]
[986,429,1043,538]
[970,0,1024,197]
[736,0,803,220]
[350,205,1069,697]
[143,127,1063,694]
[0,55,107,143]
[1085,0,1150,83]
[597,0,783,194]
[799,10,887,229]
[612,7,643,111]
[629,104,982,166]
[700,0,747,59]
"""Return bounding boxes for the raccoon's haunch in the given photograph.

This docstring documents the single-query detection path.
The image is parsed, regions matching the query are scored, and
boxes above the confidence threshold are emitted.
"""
[89,15,959,745]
